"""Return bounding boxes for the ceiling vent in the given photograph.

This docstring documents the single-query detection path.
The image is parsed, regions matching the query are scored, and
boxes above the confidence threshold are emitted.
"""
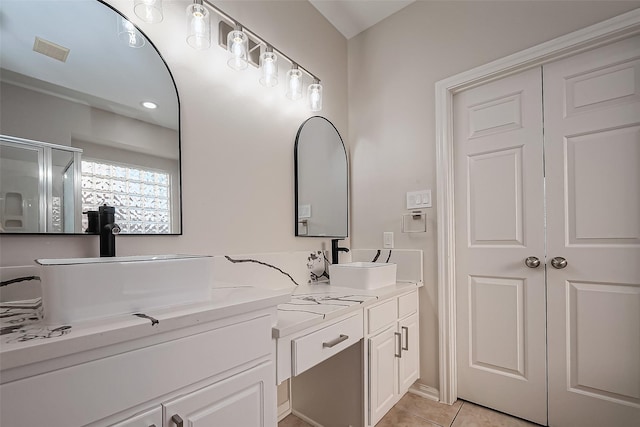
[33,37,70,63]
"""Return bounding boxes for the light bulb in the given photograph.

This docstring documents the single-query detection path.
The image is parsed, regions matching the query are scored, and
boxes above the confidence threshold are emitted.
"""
[117,17,145,48]
[186,1,210,50]
[308,80,323,111]
[259,47,278,87]
[134,0,163,24]
[286,66,303,100]
[227,26,248,70]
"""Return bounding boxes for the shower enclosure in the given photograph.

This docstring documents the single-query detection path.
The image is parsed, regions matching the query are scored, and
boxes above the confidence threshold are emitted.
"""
[0,135,82,233]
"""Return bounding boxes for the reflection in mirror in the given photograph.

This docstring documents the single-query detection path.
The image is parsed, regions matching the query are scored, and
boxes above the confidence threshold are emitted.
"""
[0,0,181,234]
[294,116,348,238]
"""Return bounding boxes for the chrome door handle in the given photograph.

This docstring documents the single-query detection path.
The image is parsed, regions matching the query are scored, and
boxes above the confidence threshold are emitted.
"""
[171,414,183,427]
[550,257,567,269]
[395,332,402,358]
[401,326,409,351]
[323,334,349,348]
[524,256,541,268]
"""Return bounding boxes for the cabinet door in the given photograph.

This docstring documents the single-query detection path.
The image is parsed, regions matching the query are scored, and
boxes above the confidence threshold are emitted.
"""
[368,326,398,426]
[109,407,162,427]
[163,362,275,427]
[398,312,420,394]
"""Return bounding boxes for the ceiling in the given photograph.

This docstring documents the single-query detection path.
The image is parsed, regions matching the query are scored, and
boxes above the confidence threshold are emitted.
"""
[309,0,416,39]
[0,0,178,130]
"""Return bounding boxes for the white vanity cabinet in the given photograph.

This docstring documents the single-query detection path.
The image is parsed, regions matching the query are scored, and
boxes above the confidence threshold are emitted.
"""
[366,290,420,426]
[0,292,287,427]
[110,407,162,427]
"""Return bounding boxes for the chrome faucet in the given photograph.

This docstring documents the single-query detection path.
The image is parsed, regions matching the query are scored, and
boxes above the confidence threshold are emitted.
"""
[99,205,121,257]
[331,238,350,264]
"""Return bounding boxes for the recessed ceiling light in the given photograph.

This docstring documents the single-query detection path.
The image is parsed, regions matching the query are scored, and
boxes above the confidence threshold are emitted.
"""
[141,101,158,109]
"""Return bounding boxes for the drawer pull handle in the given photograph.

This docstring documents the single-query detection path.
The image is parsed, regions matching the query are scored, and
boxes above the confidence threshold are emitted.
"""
[323,334,349,348]
[402,326,409,351]
[395,332,402,358]
[171,414,184,427]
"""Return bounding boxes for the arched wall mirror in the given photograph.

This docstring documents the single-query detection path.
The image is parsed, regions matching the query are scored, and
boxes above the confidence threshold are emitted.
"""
[294,116,348,238]
[0,0,181,235]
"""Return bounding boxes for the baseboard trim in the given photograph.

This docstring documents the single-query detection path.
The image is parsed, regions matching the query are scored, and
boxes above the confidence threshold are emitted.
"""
[409,382,440,402]
[291,410,324,427]
[277,401,291,422]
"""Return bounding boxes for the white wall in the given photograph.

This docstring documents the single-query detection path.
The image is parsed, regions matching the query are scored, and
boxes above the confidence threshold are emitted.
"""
[0,0,348,263]
[348,1,640,392]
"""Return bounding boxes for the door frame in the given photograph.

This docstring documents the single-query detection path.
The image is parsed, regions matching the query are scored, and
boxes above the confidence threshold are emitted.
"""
[435,8,640,405]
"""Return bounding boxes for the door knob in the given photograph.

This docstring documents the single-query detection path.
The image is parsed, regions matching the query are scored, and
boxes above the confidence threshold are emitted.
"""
[550,257,567,269]
[525,256,541,268]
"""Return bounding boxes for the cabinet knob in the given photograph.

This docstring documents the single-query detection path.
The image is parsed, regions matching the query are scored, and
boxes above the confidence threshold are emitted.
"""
[171,414,184,427]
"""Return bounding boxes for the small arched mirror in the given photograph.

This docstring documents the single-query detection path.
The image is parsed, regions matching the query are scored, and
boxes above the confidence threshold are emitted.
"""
[294,116,348,238]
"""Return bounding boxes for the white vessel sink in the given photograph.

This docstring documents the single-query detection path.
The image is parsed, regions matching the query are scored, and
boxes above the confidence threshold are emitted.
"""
[329,262,397,290]
[36,255,212,324]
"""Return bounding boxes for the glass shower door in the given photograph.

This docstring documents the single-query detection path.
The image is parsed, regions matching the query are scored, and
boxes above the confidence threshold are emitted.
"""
[0,140,45,232]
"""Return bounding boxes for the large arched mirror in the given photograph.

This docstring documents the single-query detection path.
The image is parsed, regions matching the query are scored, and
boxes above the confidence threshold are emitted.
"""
[294,116,348,238]
[0,0,181,234]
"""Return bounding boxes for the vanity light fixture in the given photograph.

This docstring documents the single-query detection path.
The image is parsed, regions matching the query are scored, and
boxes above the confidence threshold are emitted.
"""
[133,0,163,24]
[308,79,323,112]
[141,101,158,109]
[132,0,323,110]
[117,17,145,48]
[227,24,249,70]
[259,46,278,87]
[186,0,211,50]
[286,64,303,100]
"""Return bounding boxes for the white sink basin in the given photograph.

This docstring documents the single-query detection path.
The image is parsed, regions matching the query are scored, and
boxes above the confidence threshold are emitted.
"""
[36,255,212,324]
[329,262,397,290]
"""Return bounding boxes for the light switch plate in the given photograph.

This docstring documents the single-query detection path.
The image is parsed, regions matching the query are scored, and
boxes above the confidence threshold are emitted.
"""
[383,232,394,249]
[407,190,432,209]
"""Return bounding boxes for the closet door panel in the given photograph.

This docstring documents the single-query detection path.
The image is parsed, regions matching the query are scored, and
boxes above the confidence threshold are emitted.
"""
[544,34,640,427]
[453,67,547,425]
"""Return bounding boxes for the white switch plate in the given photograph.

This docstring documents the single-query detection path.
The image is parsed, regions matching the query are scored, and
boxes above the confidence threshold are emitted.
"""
[383,232,394,249]
[407,190,432,209]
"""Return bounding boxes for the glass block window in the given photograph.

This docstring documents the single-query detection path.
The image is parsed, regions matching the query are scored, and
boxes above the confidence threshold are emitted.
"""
[81,159,172,234]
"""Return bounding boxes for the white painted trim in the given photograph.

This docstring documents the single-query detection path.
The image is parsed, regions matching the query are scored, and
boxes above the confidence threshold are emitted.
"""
[409,382,440,402]
[435,8,640,405]
[277,401,291,422]
[291,409,324,427]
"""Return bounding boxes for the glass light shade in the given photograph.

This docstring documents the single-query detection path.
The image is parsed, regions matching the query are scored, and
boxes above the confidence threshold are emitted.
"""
[259,49,278,87]
[308,81,323,112]
[286,67,303,100]
[134,0,163,24]
[117,17,145,48]
[227,27,248,71]
[186,2,211,50]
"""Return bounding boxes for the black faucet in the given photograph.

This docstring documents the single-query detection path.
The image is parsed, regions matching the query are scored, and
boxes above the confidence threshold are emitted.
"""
[98,205,121,257]
[331,238,350,264]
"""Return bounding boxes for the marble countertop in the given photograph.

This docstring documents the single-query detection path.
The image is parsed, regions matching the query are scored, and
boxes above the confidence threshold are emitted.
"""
[0,285,291,376]
[273,281,422,338]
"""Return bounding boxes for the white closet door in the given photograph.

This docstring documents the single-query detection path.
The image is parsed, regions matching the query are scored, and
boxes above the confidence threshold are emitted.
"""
[453,67,547,425]
[544,34,640,427]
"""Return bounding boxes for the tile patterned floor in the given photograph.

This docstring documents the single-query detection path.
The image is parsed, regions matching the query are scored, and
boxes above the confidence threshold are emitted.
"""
[279,393,542,427]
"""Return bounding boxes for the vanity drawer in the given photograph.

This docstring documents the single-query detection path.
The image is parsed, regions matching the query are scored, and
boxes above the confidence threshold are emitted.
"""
[398,291,418,319]
[292,311,363,376]
[367,298,397,335]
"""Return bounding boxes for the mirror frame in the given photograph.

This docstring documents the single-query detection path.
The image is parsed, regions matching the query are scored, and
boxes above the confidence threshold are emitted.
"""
[0,0,183,235]
[294,116,348,238]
